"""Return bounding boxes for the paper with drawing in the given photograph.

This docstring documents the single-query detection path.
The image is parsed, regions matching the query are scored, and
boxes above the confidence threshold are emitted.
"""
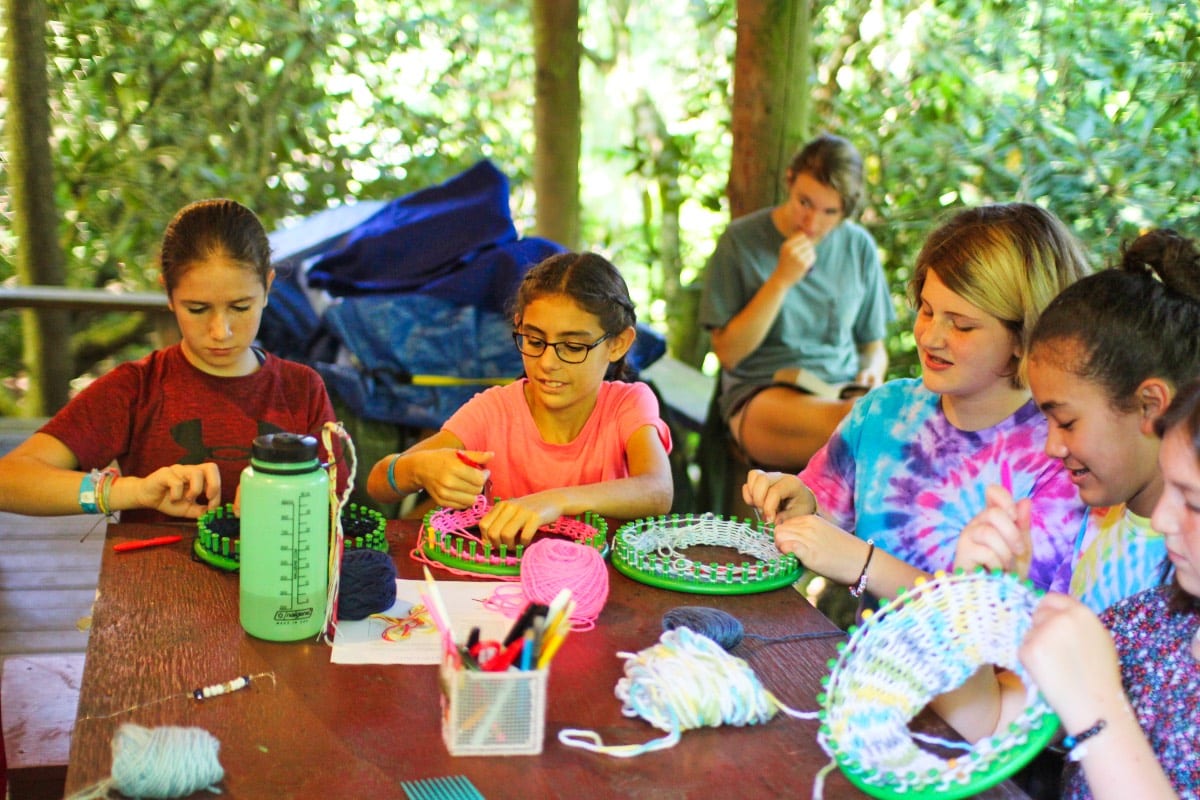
[331,578,515,665]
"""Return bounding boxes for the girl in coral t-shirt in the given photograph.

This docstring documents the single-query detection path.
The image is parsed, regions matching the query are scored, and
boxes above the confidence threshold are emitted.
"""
[368,251,672,545]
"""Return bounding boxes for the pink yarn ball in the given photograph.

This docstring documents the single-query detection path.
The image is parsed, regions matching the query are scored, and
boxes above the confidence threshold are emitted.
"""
[520,539,609,629]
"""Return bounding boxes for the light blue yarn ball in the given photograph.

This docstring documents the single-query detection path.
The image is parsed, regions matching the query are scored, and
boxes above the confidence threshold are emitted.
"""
[110,723,224,799]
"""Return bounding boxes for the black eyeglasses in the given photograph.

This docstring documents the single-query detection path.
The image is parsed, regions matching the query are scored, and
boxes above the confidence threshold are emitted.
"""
[512,331,612,364]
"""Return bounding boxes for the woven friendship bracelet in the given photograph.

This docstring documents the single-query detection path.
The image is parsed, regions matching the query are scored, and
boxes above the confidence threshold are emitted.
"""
[78,467,119,515]
[78,471,99,514]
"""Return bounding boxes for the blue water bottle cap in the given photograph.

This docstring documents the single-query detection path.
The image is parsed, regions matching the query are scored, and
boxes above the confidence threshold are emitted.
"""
[251,433,319,464]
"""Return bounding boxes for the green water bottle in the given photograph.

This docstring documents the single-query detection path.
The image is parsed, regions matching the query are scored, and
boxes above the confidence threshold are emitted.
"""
[239,433,329,641]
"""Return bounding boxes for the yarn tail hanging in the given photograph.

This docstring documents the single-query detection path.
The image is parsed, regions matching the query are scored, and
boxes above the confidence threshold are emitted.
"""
[321,421,357,644]
[661,606,846,651]
[64,724,224,800]
[558,626,819,758]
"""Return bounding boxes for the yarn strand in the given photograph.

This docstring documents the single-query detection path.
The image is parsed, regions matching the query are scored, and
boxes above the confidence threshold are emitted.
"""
[321,421,356,644]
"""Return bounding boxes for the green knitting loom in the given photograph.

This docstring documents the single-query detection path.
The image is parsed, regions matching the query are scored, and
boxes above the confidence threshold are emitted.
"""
[610,512,802,595]
[194,502,388,571]
[817,569,1060,800]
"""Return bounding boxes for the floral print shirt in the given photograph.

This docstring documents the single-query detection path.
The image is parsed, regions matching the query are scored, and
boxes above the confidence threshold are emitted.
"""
[1063,586,1200,799]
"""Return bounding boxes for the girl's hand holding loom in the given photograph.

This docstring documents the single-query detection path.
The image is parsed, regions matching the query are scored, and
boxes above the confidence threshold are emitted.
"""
[1019,593,1124,735]
[479,490,565,547]
[1018,593,1176,799]
[772,514,869,586]
[742,469,816,524]
[954,485,1033,579]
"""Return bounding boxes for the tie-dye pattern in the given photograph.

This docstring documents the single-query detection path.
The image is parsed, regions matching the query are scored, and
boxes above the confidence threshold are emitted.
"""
[800,378,1082,590]
[1070,505,1171,614]
[1063,586,1200,799]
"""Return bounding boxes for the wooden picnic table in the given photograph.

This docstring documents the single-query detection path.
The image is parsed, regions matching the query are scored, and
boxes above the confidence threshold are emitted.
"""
[64,520,1032,799]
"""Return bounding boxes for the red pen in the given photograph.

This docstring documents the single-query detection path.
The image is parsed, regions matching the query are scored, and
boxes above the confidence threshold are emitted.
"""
[455,451,486,470]
[113,534,183,553]
[456,451,494,499]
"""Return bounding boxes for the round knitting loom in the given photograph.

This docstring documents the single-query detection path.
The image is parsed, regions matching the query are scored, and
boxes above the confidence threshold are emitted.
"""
[418,495,608,578]
[610,513,802,594]
[194,503,388,571]
[818,569,1059,800]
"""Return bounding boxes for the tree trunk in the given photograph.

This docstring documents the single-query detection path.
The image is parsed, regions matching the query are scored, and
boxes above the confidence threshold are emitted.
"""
[631,92,699,362]
[729,0,814,218]
[5,0,71,415]
[532,0,582,249]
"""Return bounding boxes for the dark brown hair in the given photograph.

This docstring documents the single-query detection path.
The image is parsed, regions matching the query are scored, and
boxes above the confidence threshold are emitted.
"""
[1031,229,1200,411]
[159,199,272,295]
[785,133,865,217]
[511,252,637,380]
[1154,377,1200,612]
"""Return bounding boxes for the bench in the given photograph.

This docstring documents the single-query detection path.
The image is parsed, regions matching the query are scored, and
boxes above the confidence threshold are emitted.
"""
[3,653,85,800]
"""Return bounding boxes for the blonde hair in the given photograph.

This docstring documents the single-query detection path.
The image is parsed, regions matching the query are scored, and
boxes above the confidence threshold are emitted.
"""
[907,203,1090,388]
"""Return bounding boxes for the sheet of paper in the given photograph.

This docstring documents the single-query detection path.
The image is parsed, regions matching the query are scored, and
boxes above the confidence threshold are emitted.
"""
[331,578,518,665]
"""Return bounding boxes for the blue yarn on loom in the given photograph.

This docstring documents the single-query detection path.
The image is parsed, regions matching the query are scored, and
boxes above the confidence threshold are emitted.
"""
[338,548,397,620]
[662,606,845,651]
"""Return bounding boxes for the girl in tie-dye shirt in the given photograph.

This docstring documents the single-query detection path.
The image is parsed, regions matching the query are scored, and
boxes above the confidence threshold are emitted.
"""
[744,203,1089,600]
[937,376,1200,800]
[957,229,1200,614]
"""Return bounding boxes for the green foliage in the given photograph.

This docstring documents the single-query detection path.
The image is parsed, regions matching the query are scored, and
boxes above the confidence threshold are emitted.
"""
[813,0,1200,376]
[1,0,537,387]
[2,0,1197,395]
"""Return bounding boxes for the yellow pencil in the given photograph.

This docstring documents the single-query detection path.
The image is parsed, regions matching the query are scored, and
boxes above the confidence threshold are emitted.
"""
[536,627,568,669]
[536,599,575,669]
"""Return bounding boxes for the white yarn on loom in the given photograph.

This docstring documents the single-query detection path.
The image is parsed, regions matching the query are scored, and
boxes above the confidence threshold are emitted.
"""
[558,626,817,757]
[65,724,224,800]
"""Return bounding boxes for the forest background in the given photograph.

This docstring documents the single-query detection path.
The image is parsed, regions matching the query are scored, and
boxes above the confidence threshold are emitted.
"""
[1,0,1198,418]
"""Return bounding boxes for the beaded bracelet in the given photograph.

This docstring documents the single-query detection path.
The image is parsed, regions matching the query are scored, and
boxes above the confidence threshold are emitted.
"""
[849,539,875,597]
[1062,719,1106,762]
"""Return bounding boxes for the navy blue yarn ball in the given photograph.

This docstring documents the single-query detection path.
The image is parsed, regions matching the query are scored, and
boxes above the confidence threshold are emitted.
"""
[662,606,744,650]
[338,549,398,621]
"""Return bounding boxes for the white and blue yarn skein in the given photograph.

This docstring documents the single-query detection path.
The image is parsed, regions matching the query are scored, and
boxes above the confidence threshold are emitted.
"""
[66,723,224,800]
[558,626,819,757]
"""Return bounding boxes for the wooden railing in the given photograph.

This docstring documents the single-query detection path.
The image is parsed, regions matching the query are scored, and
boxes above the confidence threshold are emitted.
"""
[0,285,179,348]
[0,285,169,314]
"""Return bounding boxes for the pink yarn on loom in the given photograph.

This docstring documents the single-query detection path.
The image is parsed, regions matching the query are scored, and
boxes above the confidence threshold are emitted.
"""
[520,538,609,630]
